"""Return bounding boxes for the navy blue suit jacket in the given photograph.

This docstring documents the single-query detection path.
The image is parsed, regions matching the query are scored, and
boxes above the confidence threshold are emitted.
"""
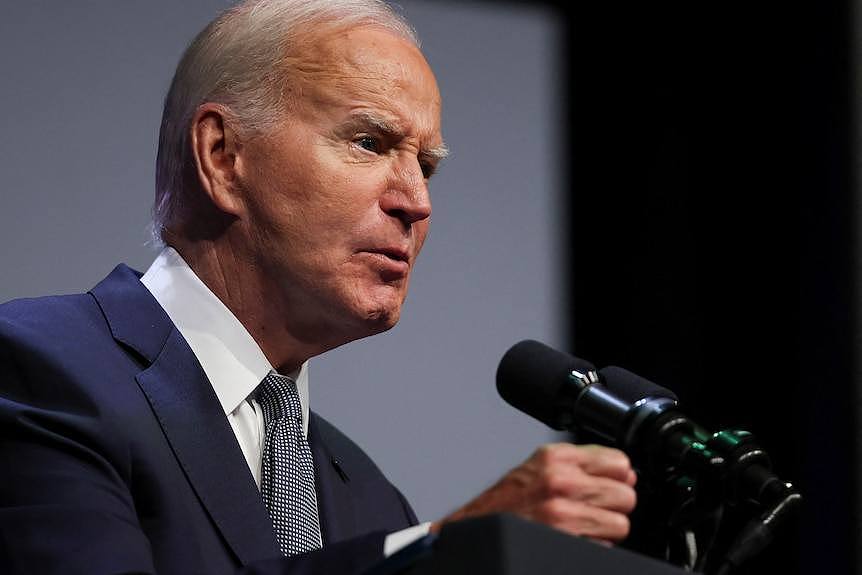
[0,265,417,574]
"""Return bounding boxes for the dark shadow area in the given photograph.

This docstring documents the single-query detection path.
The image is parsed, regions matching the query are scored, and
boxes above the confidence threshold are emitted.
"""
[425,0,855,571]
[555,1,855,574]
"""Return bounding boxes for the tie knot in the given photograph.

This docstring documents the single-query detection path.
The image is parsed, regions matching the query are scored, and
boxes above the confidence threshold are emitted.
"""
[257,372,302,426]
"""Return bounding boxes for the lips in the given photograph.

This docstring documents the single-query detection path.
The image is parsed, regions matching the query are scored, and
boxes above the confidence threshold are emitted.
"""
[361,246,411,279]
[365,247,410,264]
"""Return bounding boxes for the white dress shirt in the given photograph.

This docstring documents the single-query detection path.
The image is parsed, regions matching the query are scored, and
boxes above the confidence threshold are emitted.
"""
[140,247,428,556]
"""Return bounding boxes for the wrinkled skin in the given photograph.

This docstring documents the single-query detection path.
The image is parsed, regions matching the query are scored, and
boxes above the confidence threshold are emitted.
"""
[179,25,636,544]
[433,443,637,544]
[177,26,443,371]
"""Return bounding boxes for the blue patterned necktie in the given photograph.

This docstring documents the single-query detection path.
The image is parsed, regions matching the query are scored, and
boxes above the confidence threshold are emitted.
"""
[257,372,323,556]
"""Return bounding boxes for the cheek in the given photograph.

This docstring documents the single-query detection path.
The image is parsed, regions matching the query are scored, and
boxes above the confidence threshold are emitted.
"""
[244,157,333,242]
[414,220,431,253]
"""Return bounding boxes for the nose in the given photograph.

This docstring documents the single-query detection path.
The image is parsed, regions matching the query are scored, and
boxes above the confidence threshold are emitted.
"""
[381,161,432,227]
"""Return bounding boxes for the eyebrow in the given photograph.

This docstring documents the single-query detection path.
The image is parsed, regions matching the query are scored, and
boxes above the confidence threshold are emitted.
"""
[421,143,449,162]
[351,111,401,135]
[348,111,449,161]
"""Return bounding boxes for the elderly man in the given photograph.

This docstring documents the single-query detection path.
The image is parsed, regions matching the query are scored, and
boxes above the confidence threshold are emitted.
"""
[0,1,636,574]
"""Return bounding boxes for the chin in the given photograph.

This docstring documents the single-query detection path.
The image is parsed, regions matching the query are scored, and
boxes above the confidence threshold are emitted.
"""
[315,303,401,354]
[352,282,406,329]
[361,305,402,333]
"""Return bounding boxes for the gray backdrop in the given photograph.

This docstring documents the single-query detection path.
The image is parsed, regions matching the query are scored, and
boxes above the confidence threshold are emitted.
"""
[0,1,563,521]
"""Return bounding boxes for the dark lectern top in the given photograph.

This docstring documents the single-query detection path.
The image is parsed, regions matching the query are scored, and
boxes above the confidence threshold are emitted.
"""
[398,514,687,575]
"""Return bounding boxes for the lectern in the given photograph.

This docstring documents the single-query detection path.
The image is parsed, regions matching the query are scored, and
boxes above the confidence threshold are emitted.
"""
[368,514,687,575]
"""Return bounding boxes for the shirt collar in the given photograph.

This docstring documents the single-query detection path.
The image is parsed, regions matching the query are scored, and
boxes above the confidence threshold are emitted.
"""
[140,247,310,435]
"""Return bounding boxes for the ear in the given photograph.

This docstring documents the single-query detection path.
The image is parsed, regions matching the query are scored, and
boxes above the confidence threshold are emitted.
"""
[190,103,244,217]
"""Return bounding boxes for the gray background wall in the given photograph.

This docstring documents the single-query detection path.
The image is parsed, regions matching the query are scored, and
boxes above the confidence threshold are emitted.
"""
[0,1,564,521]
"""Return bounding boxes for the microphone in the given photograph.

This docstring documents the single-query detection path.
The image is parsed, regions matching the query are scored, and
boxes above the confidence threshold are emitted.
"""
[598,366,802,571]
[496,339,600,431]
[496,340,676,442]
[599,365,678,403]
[599,366,797,509]
[496,340,796,509]
[496,339,800,568]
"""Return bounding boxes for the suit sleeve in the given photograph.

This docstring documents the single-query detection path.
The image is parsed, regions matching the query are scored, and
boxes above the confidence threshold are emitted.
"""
[0,386,389,575]
[396,487,419,526]
[240,534,388,575]
[0,333,157,574]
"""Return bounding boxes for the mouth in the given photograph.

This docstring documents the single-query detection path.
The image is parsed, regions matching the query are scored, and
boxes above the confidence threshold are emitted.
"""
[366,247,410,264]
[361,247,411,279]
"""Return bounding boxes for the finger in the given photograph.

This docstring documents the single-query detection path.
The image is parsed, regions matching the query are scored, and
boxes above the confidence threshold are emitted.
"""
[535,497,631,542]
[570,475,637,514]
[531,442,584,464]
[541,468,637,513]
[571,445,635,483]
[531,444,633,483]
[529,443,611,474]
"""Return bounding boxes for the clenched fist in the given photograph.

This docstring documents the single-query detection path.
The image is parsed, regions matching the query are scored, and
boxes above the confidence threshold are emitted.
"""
[432,443,637,544]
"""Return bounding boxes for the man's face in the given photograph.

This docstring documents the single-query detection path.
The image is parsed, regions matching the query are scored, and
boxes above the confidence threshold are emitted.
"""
[234,26,444,350]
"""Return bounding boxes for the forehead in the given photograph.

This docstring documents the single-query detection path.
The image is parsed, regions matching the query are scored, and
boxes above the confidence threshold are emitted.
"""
[287,26,442,140]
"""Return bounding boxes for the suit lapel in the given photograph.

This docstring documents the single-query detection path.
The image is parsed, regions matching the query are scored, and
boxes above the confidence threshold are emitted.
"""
[91,265,280,565]
[308,412,356,545]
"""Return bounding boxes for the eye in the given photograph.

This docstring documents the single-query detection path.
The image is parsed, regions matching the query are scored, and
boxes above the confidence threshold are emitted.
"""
[420,161,435,180]
[355,135,381,153]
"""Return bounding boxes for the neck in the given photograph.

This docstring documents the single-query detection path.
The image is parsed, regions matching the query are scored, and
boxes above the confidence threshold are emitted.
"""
[165,232,322,373]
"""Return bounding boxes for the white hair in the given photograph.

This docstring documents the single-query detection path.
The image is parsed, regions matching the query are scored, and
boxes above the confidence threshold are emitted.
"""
[152,0,419,243]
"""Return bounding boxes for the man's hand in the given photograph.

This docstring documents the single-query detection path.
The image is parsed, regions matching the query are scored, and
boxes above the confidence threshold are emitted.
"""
[431,443,637,544]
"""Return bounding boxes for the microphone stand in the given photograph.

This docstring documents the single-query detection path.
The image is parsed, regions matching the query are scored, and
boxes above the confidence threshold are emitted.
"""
[629,412,802,574]
[711,488,802,575]
[629,430,727,571]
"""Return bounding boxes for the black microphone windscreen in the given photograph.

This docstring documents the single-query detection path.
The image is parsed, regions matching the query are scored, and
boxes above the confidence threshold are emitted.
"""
[496,340,596,430]
[599,366,678,403]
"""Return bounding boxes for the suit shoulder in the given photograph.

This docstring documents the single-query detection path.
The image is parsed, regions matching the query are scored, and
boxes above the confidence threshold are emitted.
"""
[0,291,129,392]
[0,292,104,338]
[0,291,129,420]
